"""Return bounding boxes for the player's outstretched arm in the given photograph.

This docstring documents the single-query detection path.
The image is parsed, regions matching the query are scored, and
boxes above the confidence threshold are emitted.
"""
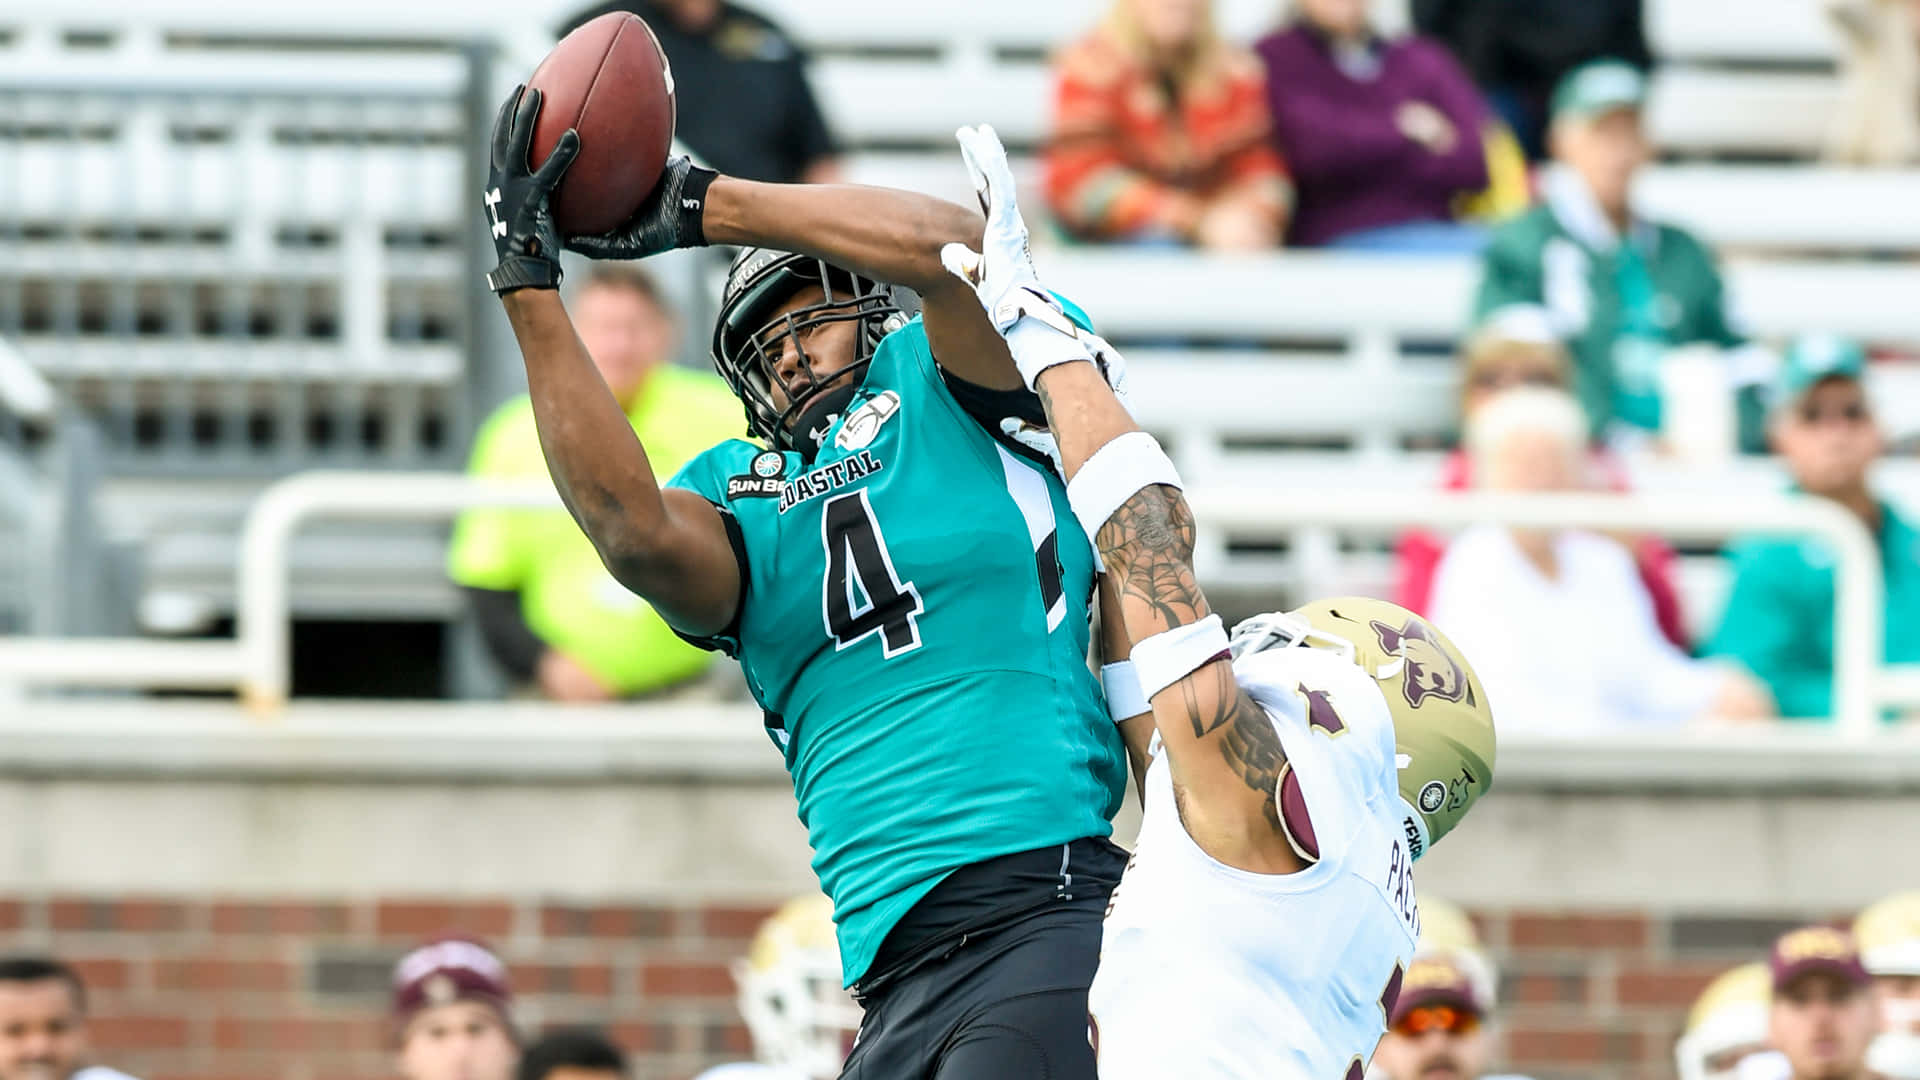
[1038,368,1303,874]
[938,126,1301,873]
[483,87,741,637]
[562,156,1024,392]
[706,178,1024,391]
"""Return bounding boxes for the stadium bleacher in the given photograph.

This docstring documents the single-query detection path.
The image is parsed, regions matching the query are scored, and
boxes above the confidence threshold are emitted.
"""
[0,0,1914,664]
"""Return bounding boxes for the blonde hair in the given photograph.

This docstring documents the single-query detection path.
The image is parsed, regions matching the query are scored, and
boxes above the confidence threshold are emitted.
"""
[1102,0,1224,87]
[1465,386,1589,464]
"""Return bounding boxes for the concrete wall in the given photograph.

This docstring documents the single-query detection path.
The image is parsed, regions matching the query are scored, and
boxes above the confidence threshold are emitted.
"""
[3,700,1918,1080]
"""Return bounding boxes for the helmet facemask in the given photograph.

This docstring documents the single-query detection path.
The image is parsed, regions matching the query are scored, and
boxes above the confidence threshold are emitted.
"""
[712,255,901,460]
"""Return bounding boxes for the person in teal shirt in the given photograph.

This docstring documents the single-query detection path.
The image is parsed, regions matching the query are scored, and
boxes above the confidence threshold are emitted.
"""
[480,87,1149,1079]
[1472,60,1775,452]
[1710,335,1920,721]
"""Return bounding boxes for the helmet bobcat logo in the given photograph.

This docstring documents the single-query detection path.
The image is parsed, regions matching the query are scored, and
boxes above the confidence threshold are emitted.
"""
[1280,597,1497,855]
[1370,617,1474,709]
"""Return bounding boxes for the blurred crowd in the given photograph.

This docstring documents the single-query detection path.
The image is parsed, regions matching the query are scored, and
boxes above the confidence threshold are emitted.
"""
[473,0,1920,729]
[9,889,1920,1080]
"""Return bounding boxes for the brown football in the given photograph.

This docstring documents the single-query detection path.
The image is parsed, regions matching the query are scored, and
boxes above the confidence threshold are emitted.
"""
[525,12,677,236]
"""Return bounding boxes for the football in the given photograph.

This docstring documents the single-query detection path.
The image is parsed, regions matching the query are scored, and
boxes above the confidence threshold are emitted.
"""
[525,11,677,236]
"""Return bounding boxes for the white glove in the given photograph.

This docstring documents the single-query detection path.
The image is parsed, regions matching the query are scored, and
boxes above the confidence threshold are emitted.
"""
[939,124,1098,390]
[1001,417,1064,475]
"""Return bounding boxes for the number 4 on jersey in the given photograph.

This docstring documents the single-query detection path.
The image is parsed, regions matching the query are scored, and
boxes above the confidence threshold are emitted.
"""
[822,490,924,657]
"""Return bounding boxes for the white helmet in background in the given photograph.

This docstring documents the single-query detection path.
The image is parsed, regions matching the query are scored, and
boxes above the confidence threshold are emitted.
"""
[1856,891,1920,1079]
[733,894,863,1080]
[1675,963,1777,1080]
[1417,896,1482,954]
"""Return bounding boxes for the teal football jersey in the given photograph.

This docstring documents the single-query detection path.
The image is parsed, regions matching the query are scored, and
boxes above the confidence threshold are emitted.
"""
[667,318,1125,985]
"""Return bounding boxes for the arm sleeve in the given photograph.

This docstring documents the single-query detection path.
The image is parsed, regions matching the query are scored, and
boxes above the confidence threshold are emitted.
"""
[1405,43,1495,192]
[464,586,545,680]
[1708,546,1833,719]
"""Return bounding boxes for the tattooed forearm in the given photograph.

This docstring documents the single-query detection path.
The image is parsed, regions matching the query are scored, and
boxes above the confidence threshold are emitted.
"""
[1095,485,1206,631]
[1181,663,1286,829]
[1098,482,1293,839]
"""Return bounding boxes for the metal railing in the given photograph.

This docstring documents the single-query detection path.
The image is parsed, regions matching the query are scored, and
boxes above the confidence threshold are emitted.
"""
[0,43,502,474]
[0,471,1913,737]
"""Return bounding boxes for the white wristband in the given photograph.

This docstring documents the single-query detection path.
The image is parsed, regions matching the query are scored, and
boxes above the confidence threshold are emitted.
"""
[1004,318,1096,391]
[1130,614,1230,701]
[1065,431,1182,543]
[1101,660,1151,722]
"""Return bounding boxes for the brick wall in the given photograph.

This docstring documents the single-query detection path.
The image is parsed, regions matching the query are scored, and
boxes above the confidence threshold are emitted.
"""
[0,894,1842,1080]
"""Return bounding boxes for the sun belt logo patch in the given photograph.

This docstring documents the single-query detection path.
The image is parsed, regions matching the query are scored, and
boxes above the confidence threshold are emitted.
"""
[835,390,901,452]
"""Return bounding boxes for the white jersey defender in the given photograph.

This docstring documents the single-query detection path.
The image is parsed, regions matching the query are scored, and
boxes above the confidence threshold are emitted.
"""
[1089,600,1497,1080]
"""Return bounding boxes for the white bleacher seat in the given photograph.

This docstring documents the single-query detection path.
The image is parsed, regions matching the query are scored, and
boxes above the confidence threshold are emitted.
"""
[1633,166,1920,253]
[1647,68,1840,158]
[1646,0,1840,64]
[848,152,1920,255]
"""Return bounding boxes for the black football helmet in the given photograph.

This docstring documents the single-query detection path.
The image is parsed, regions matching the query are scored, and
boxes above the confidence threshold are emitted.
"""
[711,247,908,459]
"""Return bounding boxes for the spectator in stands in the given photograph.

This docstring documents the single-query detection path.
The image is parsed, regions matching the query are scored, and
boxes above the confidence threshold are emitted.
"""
[1676,963,1781,1080]
[695,894,861,1080]
[517,1029,626,1080]
[1711,336,1920,721]
[1370,948,1500,1080]
[1769,926,1880,1080]
[0,957,139,1080]
[1413,0,1650,160]
[1396,305,1691,648]
[1824,0,1920,166]
[1854,891,1920,1079]
[1254,0,1496,252]
[449,266,742,702]
[1428,386,1775,733]
[559,0,838,184]
[392,938,519,1080]
[1045,0,1292,249]
[1474,60,1773,455]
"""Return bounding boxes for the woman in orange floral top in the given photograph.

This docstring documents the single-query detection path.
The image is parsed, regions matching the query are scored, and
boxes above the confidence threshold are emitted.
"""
[1045,0,1293,248]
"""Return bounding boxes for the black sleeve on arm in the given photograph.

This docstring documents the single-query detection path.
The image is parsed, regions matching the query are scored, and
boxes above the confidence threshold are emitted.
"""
[668,503,751,657]
[464,586,546,680]
[939,368,1056,468]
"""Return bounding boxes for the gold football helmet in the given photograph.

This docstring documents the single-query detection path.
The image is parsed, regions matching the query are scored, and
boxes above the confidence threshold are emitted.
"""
[1857,892,1920,1079]
[1232,596,1496,856]
[733,894,863,1079]
[1417,896,1482,953]
[1675,963,1775,1080]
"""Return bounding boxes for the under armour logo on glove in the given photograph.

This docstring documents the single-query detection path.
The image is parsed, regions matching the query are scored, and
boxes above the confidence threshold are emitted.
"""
[484,187,506,238]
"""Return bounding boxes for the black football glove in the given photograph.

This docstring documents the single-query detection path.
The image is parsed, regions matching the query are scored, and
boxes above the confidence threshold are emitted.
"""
[483,85,579,295]
[564,154,717,261]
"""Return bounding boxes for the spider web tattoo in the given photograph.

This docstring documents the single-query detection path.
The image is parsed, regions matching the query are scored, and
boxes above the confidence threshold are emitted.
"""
[1096,484,1287,828]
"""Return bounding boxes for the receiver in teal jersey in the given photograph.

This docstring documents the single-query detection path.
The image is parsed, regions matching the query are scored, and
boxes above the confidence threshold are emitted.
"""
[669,271,1125,985]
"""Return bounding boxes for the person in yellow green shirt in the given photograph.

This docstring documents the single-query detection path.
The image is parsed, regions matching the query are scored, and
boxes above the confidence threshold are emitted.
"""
[448,264,745,700]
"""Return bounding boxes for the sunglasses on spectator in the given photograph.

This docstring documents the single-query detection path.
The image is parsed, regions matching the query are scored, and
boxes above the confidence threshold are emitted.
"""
[1796,401,1870,426]
[1392,1005,1481,1037]
[1469,369,1564,392]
